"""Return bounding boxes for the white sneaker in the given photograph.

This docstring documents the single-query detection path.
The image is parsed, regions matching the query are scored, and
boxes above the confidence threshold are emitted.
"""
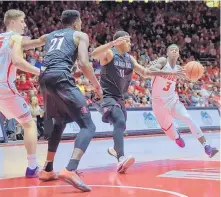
[107,147,117,159]
[117,156,135,174]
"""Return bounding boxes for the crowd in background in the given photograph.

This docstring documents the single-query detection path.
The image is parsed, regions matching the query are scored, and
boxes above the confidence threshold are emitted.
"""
[0,1,220,139]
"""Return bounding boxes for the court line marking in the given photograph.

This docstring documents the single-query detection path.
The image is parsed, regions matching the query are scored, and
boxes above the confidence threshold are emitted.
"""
[0,131,219,148]
[0,184,188,197]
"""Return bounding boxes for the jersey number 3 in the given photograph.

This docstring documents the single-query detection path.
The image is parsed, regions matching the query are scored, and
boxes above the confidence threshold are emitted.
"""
[48,37,64,52]
[163,82,172,91]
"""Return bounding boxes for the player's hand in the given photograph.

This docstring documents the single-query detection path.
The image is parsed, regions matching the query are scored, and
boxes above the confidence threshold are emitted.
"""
[171,68,186,80]
[112,36,130,46]
[94,85,103,100]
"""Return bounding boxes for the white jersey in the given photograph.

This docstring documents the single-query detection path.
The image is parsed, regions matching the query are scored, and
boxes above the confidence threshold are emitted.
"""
[0,32,32,123]
[0,31,17,84]
[151,62,179,101]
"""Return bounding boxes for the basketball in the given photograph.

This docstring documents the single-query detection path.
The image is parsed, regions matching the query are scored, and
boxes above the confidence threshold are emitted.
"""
[184,61,204,82]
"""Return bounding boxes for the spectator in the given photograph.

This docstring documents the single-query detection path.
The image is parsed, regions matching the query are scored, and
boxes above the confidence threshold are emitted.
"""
[17,74,34,91]
[0,1,219,109]
[76,78,86,95]
[190,92,200,107]
[35,56,44,69]
[140,97,151,107]
[29,96,44,139]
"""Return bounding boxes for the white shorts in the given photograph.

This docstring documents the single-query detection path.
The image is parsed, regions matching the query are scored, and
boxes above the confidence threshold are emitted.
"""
[152,97,186,131]
[0,83,32,124]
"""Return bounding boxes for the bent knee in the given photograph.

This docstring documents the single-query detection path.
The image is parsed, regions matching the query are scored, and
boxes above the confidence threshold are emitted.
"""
[89,121,96,134]
[80,117,96,134]
[114,118,126,130]
[21,119,36,129]
[181,114,192,122]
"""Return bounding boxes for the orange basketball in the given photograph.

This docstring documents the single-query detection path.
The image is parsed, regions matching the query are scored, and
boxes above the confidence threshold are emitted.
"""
[184,61,204,82]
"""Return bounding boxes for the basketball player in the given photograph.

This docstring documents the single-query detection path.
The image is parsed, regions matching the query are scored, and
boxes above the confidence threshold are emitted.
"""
[38,10,102,192]
[91,31,186,173]
[148,44,219,158]
[0,9,47,178]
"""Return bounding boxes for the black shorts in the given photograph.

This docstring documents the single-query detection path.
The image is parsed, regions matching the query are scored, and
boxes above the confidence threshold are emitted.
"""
[39,71,90,124]
[100,97,127,123]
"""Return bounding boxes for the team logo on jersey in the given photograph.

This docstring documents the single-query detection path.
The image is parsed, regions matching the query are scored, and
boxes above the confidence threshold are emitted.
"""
[201,111,213,126]
[143,112,158,128]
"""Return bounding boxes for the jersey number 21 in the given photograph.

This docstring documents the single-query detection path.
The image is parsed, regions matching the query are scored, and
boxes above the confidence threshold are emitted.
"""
[48,37,64,52]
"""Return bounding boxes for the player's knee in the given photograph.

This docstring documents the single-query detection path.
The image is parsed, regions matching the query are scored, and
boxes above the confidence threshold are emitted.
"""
[48,123,65,152]
[81,117,96,136]
[90,121,96,136]
[182,114,192,123]
[21,119,36,130]
[114,117,126,131]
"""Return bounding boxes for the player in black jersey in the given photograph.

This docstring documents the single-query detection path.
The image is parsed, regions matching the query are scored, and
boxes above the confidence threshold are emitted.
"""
[39,10,102,192]
[91,31,185,173]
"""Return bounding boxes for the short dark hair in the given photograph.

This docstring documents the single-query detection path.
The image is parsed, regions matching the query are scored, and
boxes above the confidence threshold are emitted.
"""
[61,10,80,25]
[113,30,129,40]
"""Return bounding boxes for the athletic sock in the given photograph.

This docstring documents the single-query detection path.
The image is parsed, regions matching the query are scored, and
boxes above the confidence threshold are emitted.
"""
[44,161,54,172]
[27,154,37,169]
[203,142,209,148]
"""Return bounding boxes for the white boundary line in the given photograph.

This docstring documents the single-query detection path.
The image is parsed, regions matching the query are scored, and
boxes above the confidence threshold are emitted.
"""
[0,184,188,197]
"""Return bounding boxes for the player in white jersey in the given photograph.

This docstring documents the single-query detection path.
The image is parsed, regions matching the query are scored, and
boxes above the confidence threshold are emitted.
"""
[0,9,46,177]
[150,44,218,158]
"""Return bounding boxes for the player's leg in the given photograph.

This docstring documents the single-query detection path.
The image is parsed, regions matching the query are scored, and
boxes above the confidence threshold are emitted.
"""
[39,85,69,181]
[59,106,94,191]
[101,98,135,173]
[50,79,94,191]
[66,111,95,171]
[39,118,66,181]
[1,96,39,177]
[21,119,39,177]
[171,101,218,157]
[110,105,126,159]
[152,100,185,148]
[38,75,69,181]
[39,81,93,191]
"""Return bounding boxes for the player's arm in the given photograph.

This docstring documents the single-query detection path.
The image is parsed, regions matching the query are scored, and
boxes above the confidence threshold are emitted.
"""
[132,56,173,77]
[91,36,130,65]
[90,42,113,66]
[10,36,40,76]
[132,56,185,78]
[22,34,48,50]
[148,57,167,71]
[75,32,101,92]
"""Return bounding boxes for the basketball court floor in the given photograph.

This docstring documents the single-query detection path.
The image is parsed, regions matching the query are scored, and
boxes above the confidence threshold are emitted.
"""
[0,132,220,197]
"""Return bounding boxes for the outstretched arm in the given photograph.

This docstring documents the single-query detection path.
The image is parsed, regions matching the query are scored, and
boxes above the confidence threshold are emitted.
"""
[11,35,40,76]
[91,36,130,65]
[132,56,185,78]
[22,34,47,50]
